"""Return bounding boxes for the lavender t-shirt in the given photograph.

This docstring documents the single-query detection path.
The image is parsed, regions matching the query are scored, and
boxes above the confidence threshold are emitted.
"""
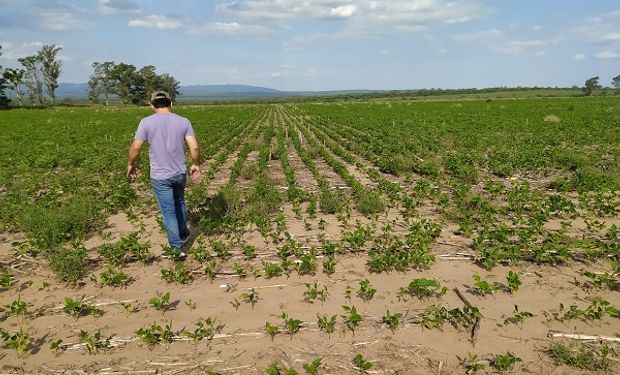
[134,113,195,180]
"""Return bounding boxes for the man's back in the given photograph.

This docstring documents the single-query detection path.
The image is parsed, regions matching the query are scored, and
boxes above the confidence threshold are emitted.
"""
[135,113,194,180]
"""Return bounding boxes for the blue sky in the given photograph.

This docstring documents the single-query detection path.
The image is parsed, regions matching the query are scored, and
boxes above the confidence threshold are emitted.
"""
[1,0,619,91]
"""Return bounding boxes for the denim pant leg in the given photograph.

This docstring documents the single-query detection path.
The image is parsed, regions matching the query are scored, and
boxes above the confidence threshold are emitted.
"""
[171,174,190,240]
[152,177,183,249]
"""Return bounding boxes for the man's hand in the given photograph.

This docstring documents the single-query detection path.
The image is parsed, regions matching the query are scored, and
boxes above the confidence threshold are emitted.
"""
[127,164,139,181]
[189,164,201,182]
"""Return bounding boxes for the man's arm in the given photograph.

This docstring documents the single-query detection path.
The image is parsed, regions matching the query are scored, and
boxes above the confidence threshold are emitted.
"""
[185,135,201,181]
[127,139,144,179]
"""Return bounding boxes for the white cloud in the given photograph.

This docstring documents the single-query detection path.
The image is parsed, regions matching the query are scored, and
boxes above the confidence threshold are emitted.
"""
[40,12,94,30]
[187,22,271,35]
[271,71,281,77]
[0,41,44,59]
[98,0,140,15]
[574,53,586,60]
[495,39,550,56]
[531,24,542,32]
[128,14,184,30]
[602,32,620,41]
[217,0,489,33]
[595,50,620,59]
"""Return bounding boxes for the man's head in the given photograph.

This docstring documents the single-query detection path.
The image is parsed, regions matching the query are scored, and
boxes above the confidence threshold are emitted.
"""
[150,91,172,109]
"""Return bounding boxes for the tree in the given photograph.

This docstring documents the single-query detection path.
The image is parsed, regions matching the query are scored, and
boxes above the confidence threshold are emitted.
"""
[88,61,116,105]
[38,44,62,104]
[612,74,620,89]
[582,76,601,96]
[18,55,44,105]
[158,73,181,101]
[3,68,26,106]
[109,63,138,104]
[138,65,159,100]
[0,46,9,107]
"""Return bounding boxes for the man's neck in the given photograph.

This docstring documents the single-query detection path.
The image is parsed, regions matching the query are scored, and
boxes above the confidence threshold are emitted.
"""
[153,107,172,114]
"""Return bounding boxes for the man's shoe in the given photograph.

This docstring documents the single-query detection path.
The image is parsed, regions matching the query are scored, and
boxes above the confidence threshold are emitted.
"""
[161,247,186,259]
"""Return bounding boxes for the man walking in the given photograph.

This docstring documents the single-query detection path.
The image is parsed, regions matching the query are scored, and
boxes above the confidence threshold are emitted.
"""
[127,91,201,258]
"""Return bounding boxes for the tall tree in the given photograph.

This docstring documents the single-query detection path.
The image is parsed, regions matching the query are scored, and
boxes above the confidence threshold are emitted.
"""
[3,68,26,106]
[612,74,620,89]
[138,65,159,100]
[109,63,138,104]
[38,44,62,104]
[582,76,601,96]
[88,61,116,105]
[0,45,9,107]
[18,55,44,105]
[158,73,181,101]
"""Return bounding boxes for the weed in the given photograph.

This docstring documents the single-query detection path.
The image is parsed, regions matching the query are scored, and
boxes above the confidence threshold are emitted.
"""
[46,242,88,284]
[242,244,257,259]
[583,271,618,291]
[0,328,30,355]
[120,301,138,313]
[264,321,280,341]
[160,262,193,284]
[352,353,373,372]
[548,342,615,371]
[241,288,260,308]
[493,352,522,373]
[342,305,363,333]
[464,353,486,374]
[316,314,337,337]
[135,322,174,348]
[503,305,534,326]
[148,292,172,313]
[303,282,329,303]
[357,279,377,302]
[405,278,447,299]
[382,310,403,333]
[98,267,130,287]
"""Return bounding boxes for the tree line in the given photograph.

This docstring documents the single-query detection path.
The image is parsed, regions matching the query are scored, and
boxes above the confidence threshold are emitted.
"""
[0,44,180,107]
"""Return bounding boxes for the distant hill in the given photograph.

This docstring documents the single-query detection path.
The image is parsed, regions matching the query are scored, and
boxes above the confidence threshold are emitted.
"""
[53,83,378,100]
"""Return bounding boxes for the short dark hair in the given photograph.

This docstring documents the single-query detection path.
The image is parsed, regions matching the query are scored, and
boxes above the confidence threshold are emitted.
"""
[151,97,172,108]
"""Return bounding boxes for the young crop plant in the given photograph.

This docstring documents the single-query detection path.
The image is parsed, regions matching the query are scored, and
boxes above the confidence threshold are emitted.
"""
[343,221,374,250]
[232,262,247,278]
[506,270,521,294]
[161,261,194,284]
[382,310,403,333]
[62,297,104,318]
[135,322,174,348]
[464,353,486,374]
[303,282,329,303]
[316,314,337,337]
[0,270,15,290]
[148,292,173,313]
[120,301,139,314]
[78,329,110,354]
[548,342,615,371]
[281,312,303,338]
[242,244,257,259]
[296,251,318,275]
[240,288,260,308]
[183,317,218,341]
[265,362,299,375]
[413,304,449,330]
[303,357,322,375]
[503,305,534,327]
[98,267,130,288]
[3,295,28,319]
[1,328,30,356]
[352,353,373,372]
[583,271,618,291]
[97,232,151,265]
[50,339,63,355]
[203,259,218,280]
[357,279,377,302]
[188,241,211,261]
[493,352,522,373]
[264,321,281,341]
[47,241,88,284]
[472,273,501,295]
[262,260,284,279]
[559,299,619,322]
[342,305,363,334]
[405,278,447,300]
[211,239,231,260]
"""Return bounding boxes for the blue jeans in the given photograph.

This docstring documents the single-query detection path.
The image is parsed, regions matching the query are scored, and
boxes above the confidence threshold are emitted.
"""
[152,173,189,249]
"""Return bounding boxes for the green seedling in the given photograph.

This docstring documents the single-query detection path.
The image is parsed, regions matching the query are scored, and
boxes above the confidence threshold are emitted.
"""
[464,353,486,374]
[99,267,130,287]
[504,305,534,326]
[322,256,336,275]
[183,317,217,341]
[506,270,521,293]
[160,262,193,284]
[583,271,618,291]
[262,260,283,279]
[1,328,30,355]
[120,301,138,313]
[232,262,247,278]
[242,244,257,259]
[78,329,110,354]
[316,314,337,337]
[241,288,260,308]
[357,279,376,302]
[203,259,218,280]
[344,285,353,301]
[303,282,329,303]
[303,357,322,375]
[353,353,373,372]
[382,310,403,333]
[50,338,63,355]
[229,298,241,310]
[148,292,172,313]
[493,352,522,373]
[281,312,302,337]
[342,305,363,333]
[297,252,318,275]
[406,278,447,299]
[211,239,231,259]
[62,297,104,318]
[4,295,28,318]
[264,321,280,341]
[472,273,500,295]
[0,270,15,289]
[135,322,173,348]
